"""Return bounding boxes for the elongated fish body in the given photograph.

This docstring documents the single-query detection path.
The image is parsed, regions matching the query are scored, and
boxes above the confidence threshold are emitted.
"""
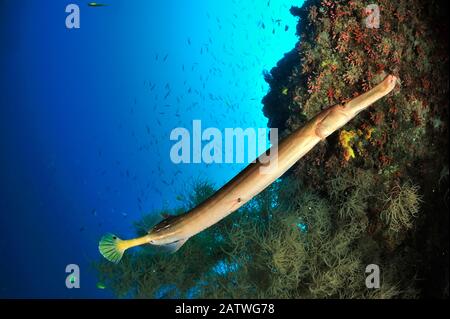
[99,75,397,263]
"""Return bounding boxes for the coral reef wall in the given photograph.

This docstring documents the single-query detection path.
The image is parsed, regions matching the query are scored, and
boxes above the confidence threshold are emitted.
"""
[95,0,448,298]
[262,0,449,298]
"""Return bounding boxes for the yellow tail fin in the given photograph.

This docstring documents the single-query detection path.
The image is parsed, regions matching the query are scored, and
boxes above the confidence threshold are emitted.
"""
[98,233,125,264]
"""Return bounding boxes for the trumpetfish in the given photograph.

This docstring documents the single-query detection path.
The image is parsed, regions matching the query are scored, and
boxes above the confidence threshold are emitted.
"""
[99,74,398,263]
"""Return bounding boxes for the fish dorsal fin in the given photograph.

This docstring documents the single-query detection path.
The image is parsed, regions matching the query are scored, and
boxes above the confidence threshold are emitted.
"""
[152,214,181,233]
[162,238,189,253]
[152,213,189,235]
[160,212,176,220]
[159,213,179,220]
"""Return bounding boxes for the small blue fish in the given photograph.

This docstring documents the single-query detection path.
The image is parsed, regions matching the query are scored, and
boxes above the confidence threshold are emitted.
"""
[88,2,107,7]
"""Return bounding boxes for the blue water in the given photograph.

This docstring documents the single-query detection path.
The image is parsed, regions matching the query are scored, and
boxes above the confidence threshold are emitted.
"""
[0,0,302,298]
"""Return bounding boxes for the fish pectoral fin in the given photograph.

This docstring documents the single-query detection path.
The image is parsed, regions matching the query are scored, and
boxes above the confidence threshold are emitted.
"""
[162,238,189,253]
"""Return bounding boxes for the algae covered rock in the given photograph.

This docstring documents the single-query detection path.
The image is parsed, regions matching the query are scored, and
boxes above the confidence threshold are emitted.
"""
[262,0,448,298]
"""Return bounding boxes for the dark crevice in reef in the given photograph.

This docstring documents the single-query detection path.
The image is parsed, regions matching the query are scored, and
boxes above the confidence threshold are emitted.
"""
[412,0,449,299]
[262,48,302,132]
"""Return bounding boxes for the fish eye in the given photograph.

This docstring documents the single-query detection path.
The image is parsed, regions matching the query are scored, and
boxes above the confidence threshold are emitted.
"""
[112,236,117,240]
